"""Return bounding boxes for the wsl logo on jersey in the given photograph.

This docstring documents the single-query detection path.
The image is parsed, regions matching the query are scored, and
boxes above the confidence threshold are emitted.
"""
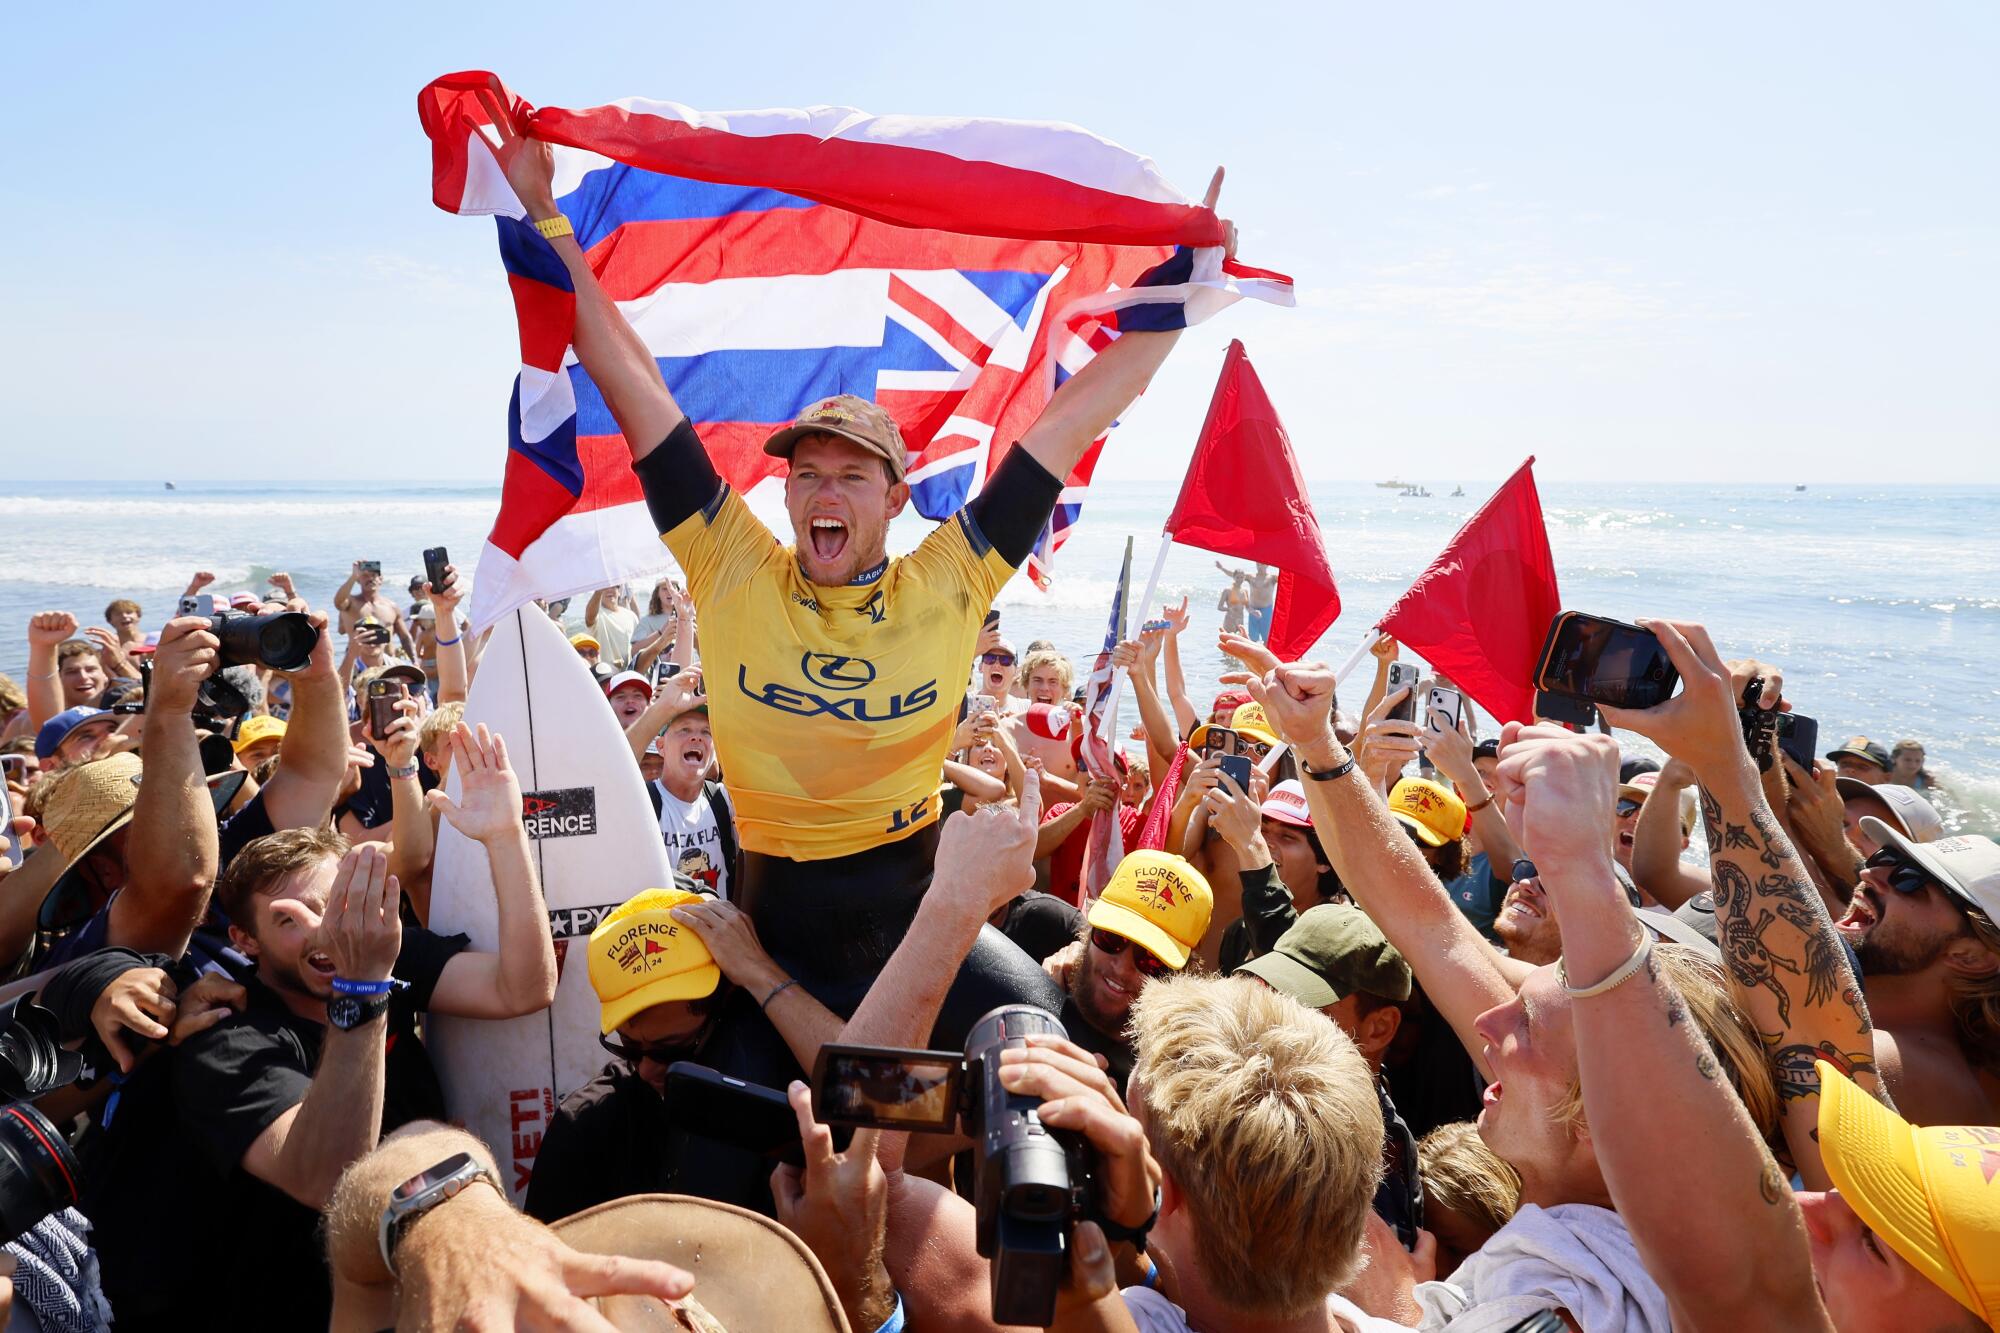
[736,654,938,722]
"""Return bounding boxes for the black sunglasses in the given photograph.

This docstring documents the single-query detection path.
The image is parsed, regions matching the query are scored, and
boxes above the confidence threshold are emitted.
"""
[981,651,1016,666]
[598,1026,710,1064]
[1863,848,1941,898]
[1088,927,1173,979]
[1511,858,1539,883]
[1615,798,1644,818]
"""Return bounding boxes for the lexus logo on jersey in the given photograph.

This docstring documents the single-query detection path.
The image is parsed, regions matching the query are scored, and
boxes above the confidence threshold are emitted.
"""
[520,787,598,840]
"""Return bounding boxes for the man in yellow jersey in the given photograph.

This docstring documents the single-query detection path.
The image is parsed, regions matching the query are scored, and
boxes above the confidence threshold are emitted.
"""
[484,108,1236,1031]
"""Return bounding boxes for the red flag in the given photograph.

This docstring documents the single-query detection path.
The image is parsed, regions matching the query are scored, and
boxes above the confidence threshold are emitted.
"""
[1377,458,1561,725]
[1164,341,1341,660]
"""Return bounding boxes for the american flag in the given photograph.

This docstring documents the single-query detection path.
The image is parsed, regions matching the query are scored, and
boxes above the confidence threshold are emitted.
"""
[1079,537,1133,902]
[417,73,1294,630]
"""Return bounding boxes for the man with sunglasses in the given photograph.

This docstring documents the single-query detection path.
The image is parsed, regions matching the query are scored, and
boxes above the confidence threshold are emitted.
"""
[525,887,844,1223]
[1841,824,2000,1125]
[1062,849,1214,1090]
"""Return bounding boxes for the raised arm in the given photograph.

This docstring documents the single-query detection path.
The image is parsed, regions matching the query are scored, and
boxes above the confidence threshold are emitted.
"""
[1425,707,1523,873]
[1626,759,1711,910]
[423,725,558,1019]
[242,846,401,1209]
[1158,598,1200,739]
[1017,173,1234,481]
[331,563,361,616]
[671,898,843,1074]
[1502,724,1832,1333]
[1120,633,1178,781]
[479,88,684,461]
[24,612,75,730]
[260,612,348,831]
[371,696,434,923]
[111,616,222,956]
[422,565,471,706]
[1603,624,1881,1189]
[1237,661,1516,1078]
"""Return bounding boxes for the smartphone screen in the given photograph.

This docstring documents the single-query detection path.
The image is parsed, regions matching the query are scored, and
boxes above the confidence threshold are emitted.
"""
[1535,614,1679,710]
[812,1045,962,1130]
[360,560,382,576]
[1217,753,1254,794]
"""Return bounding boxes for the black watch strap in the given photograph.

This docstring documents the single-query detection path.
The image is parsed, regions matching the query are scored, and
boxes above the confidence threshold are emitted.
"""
[1094,1187,1162,1254]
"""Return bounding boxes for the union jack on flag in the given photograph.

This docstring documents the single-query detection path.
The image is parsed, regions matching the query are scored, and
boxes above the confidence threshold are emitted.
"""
[417,73,1295,630]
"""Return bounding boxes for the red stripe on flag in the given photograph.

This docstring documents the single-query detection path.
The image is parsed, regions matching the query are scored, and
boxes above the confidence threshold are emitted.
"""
[506,274,577,372]
[533,104,1227,248]
[490,450,584,559]
[574,424,789,506]
[887,276,995,368]
[586,211,1080,301]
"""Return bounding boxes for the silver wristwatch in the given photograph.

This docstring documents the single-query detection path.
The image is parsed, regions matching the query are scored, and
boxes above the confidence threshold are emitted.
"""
[378,1151,501,1274]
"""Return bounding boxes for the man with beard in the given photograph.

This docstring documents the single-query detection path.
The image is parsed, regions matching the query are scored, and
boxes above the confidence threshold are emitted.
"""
[1055,849,1213,1090]
[1841,822,2000,1125]
[1490,860,1565,967]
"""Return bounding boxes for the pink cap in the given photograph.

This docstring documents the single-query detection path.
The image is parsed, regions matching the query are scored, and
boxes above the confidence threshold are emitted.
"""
[603,670,652,699]
[1260,780,1313,828]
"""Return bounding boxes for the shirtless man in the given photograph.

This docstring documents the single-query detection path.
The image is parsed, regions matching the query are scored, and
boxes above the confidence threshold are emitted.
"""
[333,561,416,659]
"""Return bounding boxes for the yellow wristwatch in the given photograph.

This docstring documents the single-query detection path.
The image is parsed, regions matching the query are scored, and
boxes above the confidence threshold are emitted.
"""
[532,213,573,241]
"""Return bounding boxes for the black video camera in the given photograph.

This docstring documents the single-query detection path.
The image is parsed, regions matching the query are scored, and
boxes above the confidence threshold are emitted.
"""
[812,1005,1094,1328]
[0,995,85,1245]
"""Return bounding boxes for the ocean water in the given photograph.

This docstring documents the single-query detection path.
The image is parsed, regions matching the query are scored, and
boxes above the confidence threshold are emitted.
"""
[3,478,1996,828]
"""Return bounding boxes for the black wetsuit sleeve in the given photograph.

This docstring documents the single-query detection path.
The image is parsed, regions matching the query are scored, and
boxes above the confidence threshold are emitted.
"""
[964,447,1063,568]
[1239,864,1300,959]
[40,947,179,1042]
[631,418,724,535]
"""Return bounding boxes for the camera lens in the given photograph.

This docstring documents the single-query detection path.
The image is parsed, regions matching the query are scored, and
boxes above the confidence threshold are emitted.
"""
[0,1104,80,1246]
[211,612,319,672]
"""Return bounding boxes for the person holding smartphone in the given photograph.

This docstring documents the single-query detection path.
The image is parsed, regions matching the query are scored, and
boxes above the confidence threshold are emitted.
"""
[332,561,416,660]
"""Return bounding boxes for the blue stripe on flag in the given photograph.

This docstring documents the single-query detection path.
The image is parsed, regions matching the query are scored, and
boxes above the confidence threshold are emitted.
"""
[506,376,584,496]
[558,166,815,250]
[960,270,1049,329]
[496,217,575,291]
[570,324,960,434]
[910,455,979,519]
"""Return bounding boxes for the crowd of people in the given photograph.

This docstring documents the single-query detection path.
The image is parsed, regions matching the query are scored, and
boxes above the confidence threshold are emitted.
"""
[0,124,1993,1333]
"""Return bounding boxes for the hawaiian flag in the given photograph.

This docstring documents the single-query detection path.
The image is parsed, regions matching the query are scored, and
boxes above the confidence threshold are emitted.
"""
[416,73,1294,630]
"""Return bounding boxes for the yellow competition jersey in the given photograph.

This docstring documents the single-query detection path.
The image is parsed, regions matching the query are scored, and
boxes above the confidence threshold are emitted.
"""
[663,488,1015,860]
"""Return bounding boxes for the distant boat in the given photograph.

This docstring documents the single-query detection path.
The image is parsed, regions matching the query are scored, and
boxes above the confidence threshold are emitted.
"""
[164,482,176,490]
[1450,486,1465,497]
[1376,478,1410,489]
[1794,484,1807,492]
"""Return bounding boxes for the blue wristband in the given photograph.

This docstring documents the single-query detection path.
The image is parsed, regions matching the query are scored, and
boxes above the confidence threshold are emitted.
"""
[434,633,461,646]
[870,1291,905,1333]
[330,977,395,996]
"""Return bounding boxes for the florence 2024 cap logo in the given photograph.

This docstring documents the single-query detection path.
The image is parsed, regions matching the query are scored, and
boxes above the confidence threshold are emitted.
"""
[520,787,597,840]
[1134,866,1186,913]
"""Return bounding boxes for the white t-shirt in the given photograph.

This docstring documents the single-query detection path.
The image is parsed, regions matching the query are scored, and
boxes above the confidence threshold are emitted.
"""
[589,603,640,667]
[655,780,732,900]
[1123,1285,1411,1332]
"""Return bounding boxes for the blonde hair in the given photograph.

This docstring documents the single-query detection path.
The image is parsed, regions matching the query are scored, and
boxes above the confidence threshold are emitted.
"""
[1418,1121,1520,1239]
[418,702,464,761]
[1018,648,1074,697]
[1946,908,2000,1076]
[0,673,24,718]
[1551,943,1781,1148]
[1129,975,1382,1316]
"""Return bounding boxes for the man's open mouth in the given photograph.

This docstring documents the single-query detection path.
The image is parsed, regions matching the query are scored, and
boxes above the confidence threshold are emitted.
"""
[1837,888,1880,936]
[307,951,336,979]
[809,516,848,562]
[681,746,706,767]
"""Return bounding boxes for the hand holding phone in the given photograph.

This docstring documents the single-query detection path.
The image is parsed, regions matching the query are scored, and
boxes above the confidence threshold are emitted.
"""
[1425,685,1464,736]
[1216,752,1254,794]
[1384,662,1422,723]
[422,546,451,595]
[1533,612,1680,725]
[366,679,408,738]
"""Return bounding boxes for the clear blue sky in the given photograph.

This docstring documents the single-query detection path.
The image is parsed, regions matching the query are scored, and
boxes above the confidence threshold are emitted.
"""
[6,2,1995,483]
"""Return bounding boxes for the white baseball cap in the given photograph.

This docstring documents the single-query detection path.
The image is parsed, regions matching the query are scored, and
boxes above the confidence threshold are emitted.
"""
[603,670,653,699]
[1859,820,2000,923]
[1259,780,1313,828]
[1837,777,1944,843]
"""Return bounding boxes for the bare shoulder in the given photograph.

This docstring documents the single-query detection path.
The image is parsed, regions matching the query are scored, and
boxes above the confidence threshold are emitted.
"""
[1876,1027,1997,1124]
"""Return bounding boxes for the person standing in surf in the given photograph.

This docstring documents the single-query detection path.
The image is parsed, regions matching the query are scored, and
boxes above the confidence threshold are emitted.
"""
[478,92,1240,1032]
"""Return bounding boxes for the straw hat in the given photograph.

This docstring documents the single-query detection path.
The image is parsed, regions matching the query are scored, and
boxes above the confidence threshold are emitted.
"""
[550,1194,849,1331]
[39,753,144,864]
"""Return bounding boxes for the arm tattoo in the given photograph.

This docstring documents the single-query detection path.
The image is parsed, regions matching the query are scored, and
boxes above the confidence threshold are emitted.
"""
[1701,787,1724,856]
[1769,1039,1880,1104]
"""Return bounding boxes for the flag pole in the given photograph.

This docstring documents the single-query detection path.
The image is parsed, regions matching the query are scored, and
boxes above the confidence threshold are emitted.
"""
[1331,628,1384,687]
[1094,530,1175,745]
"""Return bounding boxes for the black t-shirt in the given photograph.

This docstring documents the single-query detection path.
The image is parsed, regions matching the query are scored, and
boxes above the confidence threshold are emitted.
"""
[216,788,277,869]
[1060,991,1136,1094]
[523,1059,677,1224]
[995,891,1082,965]
[82,927,468,1330]
[341,742,442,830]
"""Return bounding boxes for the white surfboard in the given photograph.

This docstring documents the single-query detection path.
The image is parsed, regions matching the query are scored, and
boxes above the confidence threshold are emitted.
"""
[428,607,674,1203]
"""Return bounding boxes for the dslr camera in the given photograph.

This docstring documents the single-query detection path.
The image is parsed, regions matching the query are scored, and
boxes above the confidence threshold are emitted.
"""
[812,1005,1102,1328]
[0,994,85,1246]
[151,594,322,721]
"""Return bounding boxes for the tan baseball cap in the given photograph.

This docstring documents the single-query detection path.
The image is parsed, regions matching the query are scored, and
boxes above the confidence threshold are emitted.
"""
[762,395,908,482]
